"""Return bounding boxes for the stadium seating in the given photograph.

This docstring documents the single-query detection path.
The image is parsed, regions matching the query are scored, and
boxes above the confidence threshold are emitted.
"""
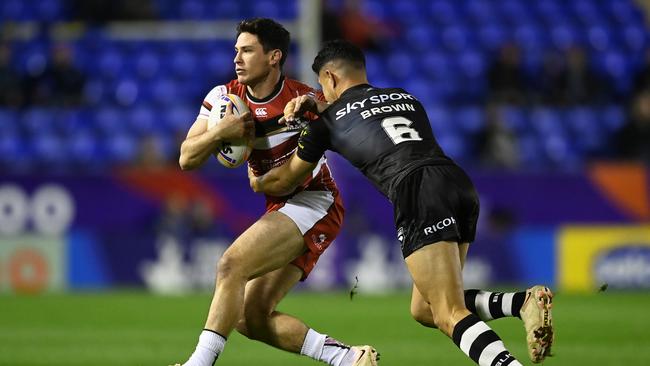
[1,0,647,171]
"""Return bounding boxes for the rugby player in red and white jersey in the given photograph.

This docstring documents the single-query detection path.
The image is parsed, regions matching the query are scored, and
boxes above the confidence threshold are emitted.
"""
[175,18,378,366]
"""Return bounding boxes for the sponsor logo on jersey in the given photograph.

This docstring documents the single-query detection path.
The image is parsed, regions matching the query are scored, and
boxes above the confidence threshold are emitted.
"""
[334,92,417,120]
[423,217,456,235]
[255,107,268,117]
[397,227,404,243]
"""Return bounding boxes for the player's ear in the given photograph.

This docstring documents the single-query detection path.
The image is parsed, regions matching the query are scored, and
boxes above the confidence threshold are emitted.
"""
[270,49,282,66]
[326,70,337,90]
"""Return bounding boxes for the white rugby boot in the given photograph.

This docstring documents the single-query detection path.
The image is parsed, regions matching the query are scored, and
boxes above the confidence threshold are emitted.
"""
[348,345,379,366]
[520,285,554,363]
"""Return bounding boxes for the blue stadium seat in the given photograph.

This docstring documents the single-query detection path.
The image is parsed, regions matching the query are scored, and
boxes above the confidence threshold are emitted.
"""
[599,104,626,132]
[420,51,451,81]
[32,133,67,168]
[180,0,207,19]
[128,106,157,136]
[105,133,138,164]
[543,134,581,168]
[114,78,140,106]
[0,109,18,135]
[441,25,473,52]
[204,49,236,82]
[150,78,178,106]
[135,50,161,80]
[67,130,103,168]
[621,25,648,53]
[404,80,433,105]
[550,24,583,50]
[170,49,198,79]
[362,0,388,20]
[587,26,615,52]
[500,105,529,134]
[34,0,64,21]
[457,50,485,79]
[0,133,31,171]
[364,52,384,81]
[533,0,563,22]
[94,107,126,137]
[426,104,454,136]
[428,0,459,25]
[606,0,644,25]
[21,108,53,135]
[98,48,124,79]
[212,0,242,19]
[518,134,546,168]
[436,132,468,162]
[248,1,281,19]
[386,52,415,80]
[570,0,603,26]
[463,0,498,25]
[455,105,484,135]
[83,78,106,106]
[530,108,565,137]
[498,0,534,25]
[391,0,423,22]
[477,24,508,51]
[405,24,438,52]
[1,0,27,21]
[596,50,631,94]
[54,109,86,135]
[163,105,196,134]
[513,25,548,51]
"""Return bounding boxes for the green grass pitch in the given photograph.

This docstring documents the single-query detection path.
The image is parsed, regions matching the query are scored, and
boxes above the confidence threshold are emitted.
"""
[1,290,649,365]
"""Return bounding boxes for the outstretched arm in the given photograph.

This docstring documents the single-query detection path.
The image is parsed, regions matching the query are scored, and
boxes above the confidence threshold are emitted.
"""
[250,153,317,196]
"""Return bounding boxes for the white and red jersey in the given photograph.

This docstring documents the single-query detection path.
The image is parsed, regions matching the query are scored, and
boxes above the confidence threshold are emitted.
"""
[198,76,339,207]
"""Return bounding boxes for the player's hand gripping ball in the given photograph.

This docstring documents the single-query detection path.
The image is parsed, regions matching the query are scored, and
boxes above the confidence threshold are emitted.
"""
[207,94,253,168]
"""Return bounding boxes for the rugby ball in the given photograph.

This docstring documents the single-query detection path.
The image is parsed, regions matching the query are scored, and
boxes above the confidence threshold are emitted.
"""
[207,94,253,168]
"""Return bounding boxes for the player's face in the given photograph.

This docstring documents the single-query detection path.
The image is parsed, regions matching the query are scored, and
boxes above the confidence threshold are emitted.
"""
[234,32,275,85]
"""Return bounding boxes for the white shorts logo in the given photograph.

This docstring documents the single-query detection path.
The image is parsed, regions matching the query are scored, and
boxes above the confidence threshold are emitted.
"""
[423,217,456,235]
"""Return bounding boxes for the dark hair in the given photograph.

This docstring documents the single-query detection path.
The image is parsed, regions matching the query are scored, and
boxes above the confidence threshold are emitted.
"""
[311,40,366,74]
[237,18,290,67]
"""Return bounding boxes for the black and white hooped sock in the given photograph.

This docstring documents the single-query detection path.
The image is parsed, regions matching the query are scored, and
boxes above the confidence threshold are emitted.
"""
[464,290,526,320]
[452,314,522,366]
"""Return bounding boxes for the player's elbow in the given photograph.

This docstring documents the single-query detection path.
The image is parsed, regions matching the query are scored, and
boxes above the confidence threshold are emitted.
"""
[259,177,295,196]
[274,180,296,196]
[178,153,197,171]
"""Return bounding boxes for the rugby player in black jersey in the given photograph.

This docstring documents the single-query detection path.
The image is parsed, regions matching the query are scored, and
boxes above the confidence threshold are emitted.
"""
[250,40,554,365]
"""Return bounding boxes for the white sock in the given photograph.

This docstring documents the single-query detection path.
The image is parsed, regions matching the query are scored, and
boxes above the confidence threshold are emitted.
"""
[300,329,353,366]
[183,330,226,366]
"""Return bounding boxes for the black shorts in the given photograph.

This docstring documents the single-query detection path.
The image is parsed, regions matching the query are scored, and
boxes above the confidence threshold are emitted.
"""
[392,164,480,258]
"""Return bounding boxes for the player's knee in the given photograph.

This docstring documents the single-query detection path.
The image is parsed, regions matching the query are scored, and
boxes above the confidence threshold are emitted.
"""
[410,302,437,328]
[242,298,273,329]
[216,253,245,281]
[235,317,250,338]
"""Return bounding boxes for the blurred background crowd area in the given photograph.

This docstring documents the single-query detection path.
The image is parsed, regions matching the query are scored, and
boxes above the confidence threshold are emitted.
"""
[1,0,649,174]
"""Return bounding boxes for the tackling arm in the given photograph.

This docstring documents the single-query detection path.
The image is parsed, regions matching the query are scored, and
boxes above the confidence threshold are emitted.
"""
[279,95,329,124]
[250,153,317,196]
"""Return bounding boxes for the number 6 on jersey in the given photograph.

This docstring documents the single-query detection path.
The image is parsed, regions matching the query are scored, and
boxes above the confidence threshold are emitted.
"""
[381,117,422,145]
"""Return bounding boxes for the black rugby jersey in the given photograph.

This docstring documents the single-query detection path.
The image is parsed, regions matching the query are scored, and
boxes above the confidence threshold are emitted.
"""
[297,84,454,199]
